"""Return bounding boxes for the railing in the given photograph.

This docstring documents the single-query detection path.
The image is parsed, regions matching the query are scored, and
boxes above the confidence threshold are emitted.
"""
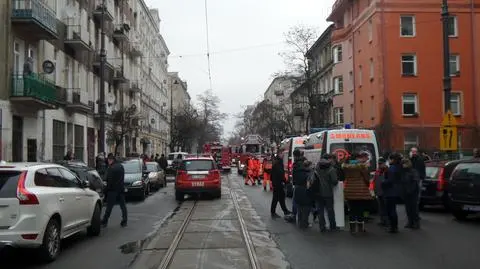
[11,73,57,102]
[12,0,57,35]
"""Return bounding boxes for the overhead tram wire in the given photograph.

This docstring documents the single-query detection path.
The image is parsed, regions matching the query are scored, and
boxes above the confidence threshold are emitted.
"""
[204,0,213,90]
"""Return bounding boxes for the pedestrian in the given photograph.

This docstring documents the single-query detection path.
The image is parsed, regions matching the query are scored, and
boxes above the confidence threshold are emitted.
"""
[101,153,128,228]
[245,156,256,186]
[262,155,273,191]
[372,157,389,227]
[310,154,338,232]
[64,150,74,161]
[401,158,421,229]
[270,154,291,218]
[292,151,312,229]
[343,153,373,234]
[382,152,403,233]
[291,149,303,218]
[409,147,425,220]
[95,152,107,179]
[158,154,168,171]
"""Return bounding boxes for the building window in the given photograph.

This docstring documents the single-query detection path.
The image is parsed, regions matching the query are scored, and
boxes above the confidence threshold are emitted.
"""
[449,54,460,76]
[74,125,84,161]
[333,45,342,63]
[333,76,343,94]
[401,54,417,76]
[404,133,419,152]
[369,58,374,79]
[448,16,458,37]
[450,92,461,115]
[359,65,363,86]
[400,15,415,37]
[402,93,418,115]
[52,120,66,161]
[334,107,344,125]
[368,19,373,41]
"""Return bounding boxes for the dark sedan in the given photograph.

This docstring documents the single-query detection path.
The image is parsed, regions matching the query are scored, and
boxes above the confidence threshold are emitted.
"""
[57,160,105,198]
[420,160,461,210]
[122,158,150,200]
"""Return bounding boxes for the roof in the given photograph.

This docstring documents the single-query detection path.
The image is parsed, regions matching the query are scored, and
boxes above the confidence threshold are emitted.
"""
[0,162,61,170]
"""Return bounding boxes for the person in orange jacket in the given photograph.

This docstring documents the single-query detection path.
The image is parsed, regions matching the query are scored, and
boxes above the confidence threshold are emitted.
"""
[255,157,262,184]
[244,156,256,186]
[262,155,273,191]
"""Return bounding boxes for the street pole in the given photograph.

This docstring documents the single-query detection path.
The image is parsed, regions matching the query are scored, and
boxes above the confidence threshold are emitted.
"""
[170,80,173,152]
[442,0,452,112]
[99,0,106,153]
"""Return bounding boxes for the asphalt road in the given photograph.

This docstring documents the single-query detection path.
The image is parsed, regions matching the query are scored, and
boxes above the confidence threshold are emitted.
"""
[234,171,480,269]
[1,185,179,269]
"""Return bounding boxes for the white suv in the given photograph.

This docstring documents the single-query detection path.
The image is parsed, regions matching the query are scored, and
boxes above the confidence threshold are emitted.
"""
[0,163,102,261]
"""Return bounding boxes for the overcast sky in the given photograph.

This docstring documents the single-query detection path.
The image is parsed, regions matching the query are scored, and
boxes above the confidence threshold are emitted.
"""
[145,0,335,137]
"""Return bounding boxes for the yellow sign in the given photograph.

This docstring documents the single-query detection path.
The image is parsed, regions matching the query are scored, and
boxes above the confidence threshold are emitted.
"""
[440,126,458,151]
[441,111,457,126]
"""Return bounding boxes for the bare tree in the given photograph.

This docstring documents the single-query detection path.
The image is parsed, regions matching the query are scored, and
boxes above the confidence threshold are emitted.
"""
[170,103,201,152]
[107,106,141,155]
[196,90,228,148]
[279,25,319,133]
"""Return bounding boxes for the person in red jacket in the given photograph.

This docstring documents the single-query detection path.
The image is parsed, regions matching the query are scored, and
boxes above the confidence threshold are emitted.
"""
[244,156,256,186]
[262,155,273,191]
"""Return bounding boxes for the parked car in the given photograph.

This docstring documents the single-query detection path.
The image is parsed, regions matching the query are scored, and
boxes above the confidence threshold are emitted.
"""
[175,155,222,201]
[448,160,480,220]
[56,161,105,198]
[420,160,462,210]
[0,162,102,261]
[145,162,166,190]
[122,158,150,200]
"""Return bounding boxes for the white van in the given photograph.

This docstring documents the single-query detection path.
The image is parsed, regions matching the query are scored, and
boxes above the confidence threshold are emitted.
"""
[304,129,380,172]
[279,136,308,197]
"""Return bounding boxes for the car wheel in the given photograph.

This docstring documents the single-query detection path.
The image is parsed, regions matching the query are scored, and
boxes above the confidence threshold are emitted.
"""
[140,187,147,201]
[39,218,61,262]
[175,191,184,201]
[87,203,101,236]
[453,210,468,221]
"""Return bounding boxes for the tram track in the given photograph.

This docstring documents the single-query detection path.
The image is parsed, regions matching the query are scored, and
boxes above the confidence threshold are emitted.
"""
[156,174,261,269]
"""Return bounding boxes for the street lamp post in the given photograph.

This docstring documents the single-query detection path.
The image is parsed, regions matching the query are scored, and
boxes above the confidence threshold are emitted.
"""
[98,0,107,153]
[169,79,178,152]
[441,0,452,112]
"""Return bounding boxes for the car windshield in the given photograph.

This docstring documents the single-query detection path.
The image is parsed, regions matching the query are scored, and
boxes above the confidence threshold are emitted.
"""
[425,166,441,179]
[146,163,157,172]
[329,143,377,170]
[180,160,213,171]
[122,161,142,173]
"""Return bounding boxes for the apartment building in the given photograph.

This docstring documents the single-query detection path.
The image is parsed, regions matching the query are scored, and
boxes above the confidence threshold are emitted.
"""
[0,0,171,165]
[328,0,480,153]
[291,24,336,134]
[168,72,191,112]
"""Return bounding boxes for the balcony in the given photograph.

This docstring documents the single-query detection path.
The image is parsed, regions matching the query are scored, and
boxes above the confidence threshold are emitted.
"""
[112,24,130,44]
[11,0,58,40]
[92,4,113,23]
[10,73,58,110]
[274,89,284,96]
[92,51,114,78]
[129,81,141,93]
[331,24,352,42]
[93,103,113,120]
[113,66,129,84]
[64,25,91,52]
[129,43,143,58]
[65,89,93,114]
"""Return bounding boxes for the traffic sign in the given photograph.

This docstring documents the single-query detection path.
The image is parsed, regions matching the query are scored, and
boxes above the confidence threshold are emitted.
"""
[440,126,458,151]
[441,111,457,126]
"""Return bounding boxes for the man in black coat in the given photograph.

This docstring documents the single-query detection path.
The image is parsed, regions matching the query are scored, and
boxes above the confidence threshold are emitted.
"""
[102,153,128,227]
[270,155,291,218]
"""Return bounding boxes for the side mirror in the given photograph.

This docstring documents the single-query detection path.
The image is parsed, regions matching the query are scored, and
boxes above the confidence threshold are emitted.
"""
[82,180,90,188]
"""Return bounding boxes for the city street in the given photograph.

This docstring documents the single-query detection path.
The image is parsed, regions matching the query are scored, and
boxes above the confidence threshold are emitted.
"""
[2,169,480,269]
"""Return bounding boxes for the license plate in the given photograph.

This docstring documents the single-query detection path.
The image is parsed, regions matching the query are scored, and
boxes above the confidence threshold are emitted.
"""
[191,181,205,187]
[124,188,128,193]
[463,205,480,211]
[191,175,204,179]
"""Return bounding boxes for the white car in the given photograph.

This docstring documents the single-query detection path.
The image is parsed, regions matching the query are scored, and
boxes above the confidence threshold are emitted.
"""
[0,163,102,261]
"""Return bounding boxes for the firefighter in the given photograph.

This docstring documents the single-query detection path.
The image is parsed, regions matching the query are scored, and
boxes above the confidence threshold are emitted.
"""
[244,156,256,186]
[263,155,273,191]
[255,157,262,184]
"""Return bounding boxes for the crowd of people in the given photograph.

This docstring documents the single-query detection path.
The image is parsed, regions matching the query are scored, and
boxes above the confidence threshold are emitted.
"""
[248,147,428,235]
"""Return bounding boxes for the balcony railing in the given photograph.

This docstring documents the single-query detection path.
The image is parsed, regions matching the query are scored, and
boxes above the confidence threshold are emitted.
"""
[92,2,114,23]
[112,24,130,44]
[11,73,58,108]
[11,0,58,39]
[64,24,91,51]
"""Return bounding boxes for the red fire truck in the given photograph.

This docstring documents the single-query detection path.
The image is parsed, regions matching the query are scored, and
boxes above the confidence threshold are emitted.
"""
[237,135,266,175]
[203,142,231,172]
